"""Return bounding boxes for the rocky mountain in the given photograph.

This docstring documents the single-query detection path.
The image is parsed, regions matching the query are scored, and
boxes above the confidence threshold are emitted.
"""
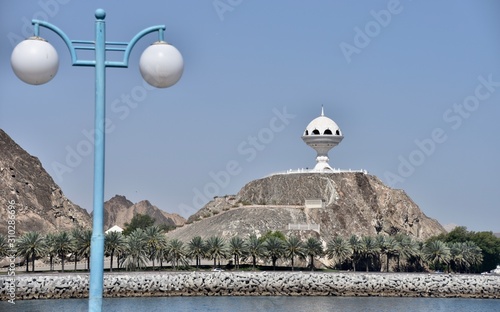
[0,129,91,235]
[170,172,445,241]
[443,223,458,232]
[101,195,185,230]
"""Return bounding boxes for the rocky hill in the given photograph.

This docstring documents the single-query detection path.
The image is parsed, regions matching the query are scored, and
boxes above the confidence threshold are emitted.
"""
[0,129,91,235]
[101,195,185,231]
[170,172,445,241]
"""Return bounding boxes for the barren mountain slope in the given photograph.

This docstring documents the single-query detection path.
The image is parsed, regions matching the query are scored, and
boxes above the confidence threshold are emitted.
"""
[0,129,91,235]
[170,172,445,241]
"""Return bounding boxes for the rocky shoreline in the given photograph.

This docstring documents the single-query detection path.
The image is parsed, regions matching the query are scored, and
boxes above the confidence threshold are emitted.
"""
[1,272,499,300]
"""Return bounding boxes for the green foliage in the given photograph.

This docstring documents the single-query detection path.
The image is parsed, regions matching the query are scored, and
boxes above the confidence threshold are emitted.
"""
[187,236,205,269]
[17,231,46,272]
[304,237,324,271]
[446,226,471,242]
[246,234,265,270]
[0,234,9,258]
[396,235,420,272]
[121,228,148,270]
[15,224,492,274]
[105,231,126,272]
[228,237,247,270]
[168,238,188,270]
[52,232,73,272]
[72,229,92,271]
[348,235,362,271]
[143,225,167,269]
[359,236,379,272]
[205,236,227,267]
[448,241,483,273]
[326,236,352,268]
[260,231,286,243]
[469,231,500,272]
[44,233,57,271]
[284,236,305,271]
[158,223,176,233]
[123,213,156,236]
[377,235,400,272]
[263,236,285,270]
[423,240,450,270]
[427,226,500,272]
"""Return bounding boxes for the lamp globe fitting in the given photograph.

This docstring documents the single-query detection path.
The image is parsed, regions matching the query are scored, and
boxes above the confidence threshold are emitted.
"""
[11,37,59,85]
[139,41,183,88]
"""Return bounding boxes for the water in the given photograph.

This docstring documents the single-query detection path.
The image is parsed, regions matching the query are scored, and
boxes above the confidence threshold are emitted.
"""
[2,297,499,312]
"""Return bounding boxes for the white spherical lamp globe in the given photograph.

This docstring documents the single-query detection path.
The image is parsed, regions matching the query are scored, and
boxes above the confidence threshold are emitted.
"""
[139,41,183,88]
[11,37,59,85]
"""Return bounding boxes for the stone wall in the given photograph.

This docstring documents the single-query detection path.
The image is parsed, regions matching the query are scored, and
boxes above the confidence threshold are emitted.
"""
[1,272,499,300]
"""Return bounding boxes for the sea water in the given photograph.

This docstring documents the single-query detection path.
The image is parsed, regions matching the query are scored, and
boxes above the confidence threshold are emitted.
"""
[2,296,500,312]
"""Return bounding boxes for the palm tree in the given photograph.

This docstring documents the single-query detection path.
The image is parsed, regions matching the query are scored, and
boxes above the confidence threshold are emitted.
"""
[448,241,483,273]
[246,234,265,270]
[157,239,169,269]
[144,226,167,270]
[284,236,305,271]
[264,236,285,270]
[406,240,425,272]
[397,235,419,272]
[53,232,73,273]
[0,234,8,258]
[374,235,385,271]
[377,235,399,272]
[69,228,82,271]
[205,236,227,268]
[462,241,483,273]
[187,236,205,270]
[44,233,57,271]
[73,229,92,270]
[105,231,126,272]
[17,231,46,272]
[359,236,379,272]
[168,238,187,270]
[423,240,450,271]
[121,228,148,270]
[304,237,323,271]
[228,237,246,270]
[448,242,466,273]
[326,236,352,269]
[348,235,362,272]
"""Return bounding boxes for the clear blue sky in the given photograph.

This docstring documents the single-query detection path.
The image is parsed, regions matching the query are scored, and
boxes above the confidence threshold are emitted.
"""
[1,1,500,232]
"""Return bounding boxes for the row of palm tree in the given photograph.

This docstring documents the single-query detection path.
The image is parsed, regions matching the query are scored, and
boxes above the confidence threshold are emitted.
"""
[327,234,483,273]
[0,229,483,273]
[9,229,93,273]
[423,240,483,273]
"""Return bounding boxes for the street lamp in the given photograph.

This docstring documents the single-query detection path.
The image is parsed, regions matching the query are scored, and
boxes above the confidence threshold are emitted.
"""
[10,8,183,312]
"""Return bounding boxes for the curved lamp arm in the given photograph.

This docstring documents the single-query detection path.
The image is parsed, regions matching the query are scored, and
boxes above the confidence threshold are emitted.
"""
[32,20,80,65]
[118,26,166,67]
[31,19,167,68]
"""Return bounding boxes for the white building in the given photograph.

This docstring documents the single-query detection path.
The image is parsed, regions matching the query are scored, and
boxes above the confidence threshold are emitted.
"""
[105,225,123,234]
[301,106,344,171]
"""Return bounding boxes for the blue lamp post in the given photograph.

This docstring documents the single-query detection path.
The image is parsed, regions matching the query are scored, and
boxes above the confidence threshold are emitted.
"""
[11,8,183,312]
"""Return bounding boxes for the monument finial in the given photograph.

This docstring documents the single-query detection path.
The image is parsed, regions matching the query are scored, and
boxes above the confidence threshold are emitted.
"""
[321,105,324,116]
